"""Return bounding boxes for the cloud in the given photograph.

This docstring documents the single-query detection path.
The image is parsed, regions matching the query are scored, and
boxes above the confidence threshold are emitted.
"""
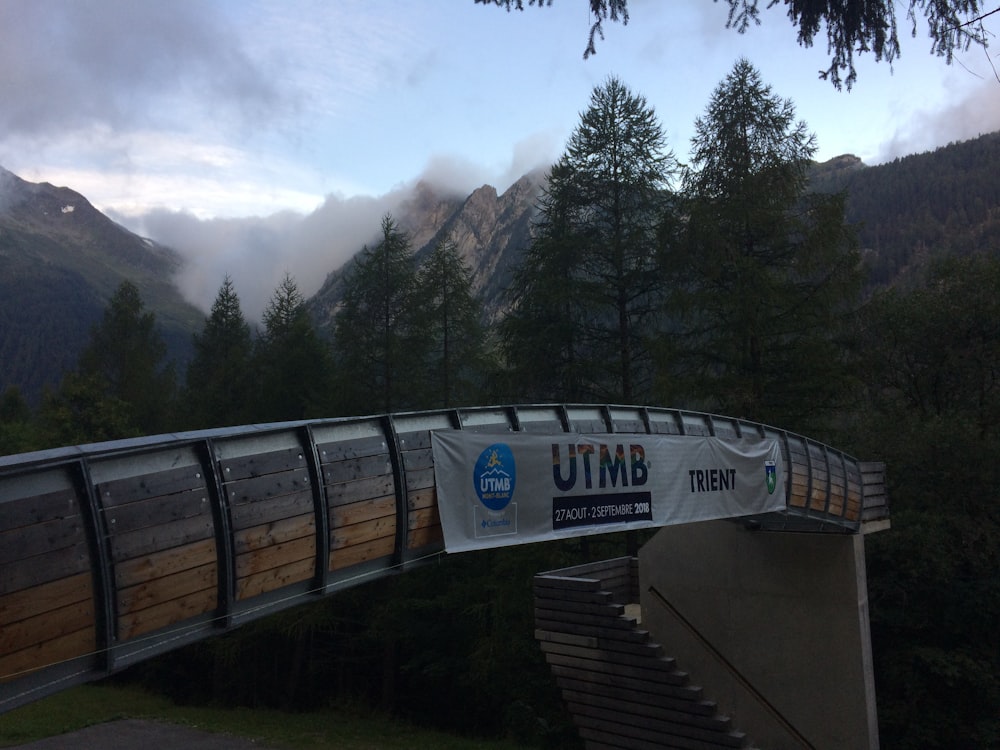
[135,189,405,324]
[878,77,1000,162]
[0,0,289,136]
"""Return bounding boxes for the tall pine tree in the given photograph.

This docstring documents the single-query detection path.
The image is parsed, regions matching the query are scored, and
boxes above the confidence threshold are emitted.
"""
[41,280,176,444]
[254,273,334,422]
[414,236,490,408]
[503,76,676,403]
[662,59,861,434]
[333,215,421,414]
[185,275,254,429]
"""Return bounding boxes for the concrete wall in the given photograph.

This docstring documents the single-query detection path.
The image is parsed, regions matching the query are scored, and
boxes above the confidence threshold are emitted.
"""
[639,520,879,749]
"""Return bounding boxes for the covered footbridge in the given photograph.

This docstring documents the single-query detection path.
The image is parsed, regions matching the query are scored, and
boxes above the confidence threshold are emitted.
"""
[0,404,888,748]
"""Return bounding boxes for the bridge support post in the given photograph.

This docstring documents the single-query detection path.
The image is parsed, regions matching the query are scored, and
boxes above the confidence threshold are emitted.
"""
[639,520,880,749]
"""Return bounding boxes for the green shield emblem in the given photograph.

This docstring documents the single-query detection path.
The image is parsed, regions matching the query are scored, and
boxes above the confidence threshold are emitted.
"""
[765,461,777,494]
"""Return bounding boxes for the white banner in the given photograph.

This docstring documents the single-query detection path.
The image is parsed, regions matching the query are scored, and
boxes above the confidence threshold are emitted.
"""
[431,431,785,552]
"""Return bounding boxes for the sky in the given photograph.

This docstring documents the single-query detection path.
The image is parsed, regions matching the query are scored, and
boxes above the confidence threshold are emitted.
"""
[2,0,999,320]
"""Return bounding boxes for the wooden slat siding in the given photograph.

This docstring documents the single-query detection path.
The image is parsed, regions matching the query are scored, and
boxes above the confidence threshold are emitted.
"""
[536,629,666,660]
[0,628,96,684]
[326,475,395,507]
[228,489,314,531]
[536,565,751,750]
[99,467,219,640]
[0,514,86,567]
[1,487,78,532]
[219,446,307,482]
[555,677,718,717]
[321,437,398,572]
[787,438,809,508]
[827,456,847,518]
[117,562,216,615]
[96,465,207,508]
[115,538,216,589]
[846,463,864,516]
[808,443,829,512]
[103,491,210,535]
[860,461,888,522]
[221,449,317,601]
[236,557,317,601]
[0,594,94,657]
[110,513,215,562]
[399,433,442,551]
[0,478,96,681]
[117,588,219,641]
[329,536,395,571]
[568,702,748,749]
[316,434,388,463]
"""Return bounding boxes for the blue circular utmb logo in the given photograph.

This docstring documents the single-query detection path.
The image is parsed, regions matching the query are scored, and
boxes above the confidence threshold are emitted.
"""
[473,443,516,511]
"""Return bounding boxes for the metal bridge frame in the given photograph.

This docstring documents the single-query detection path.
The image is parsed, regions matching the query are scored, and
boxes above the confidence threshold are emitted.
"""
[0,404,887,713]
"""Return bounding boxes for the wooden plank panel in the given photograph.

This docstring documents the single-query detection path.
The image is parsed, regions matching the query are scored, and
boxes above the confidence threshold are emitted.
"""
[407,487,436,511]
[235,536,316,579]
[326,475,395,507]
[539,640,682,675]
[225,470,312,505]
[323,455,392,484]
[117,562,217,615]
[0,572,93,625]
[548,663,703,701]
[330,516,395,549]
[233,514,315,555]
[115,538,217,589]
[397,430,433,450]
[406,525,442,549]
[97,466,207,508]
[407,506,439,530]
[0,515,86,565]
[0,488,79,532]
[534,599,625,618]
[405,467,435,492]
[331,495,395,527]
[109,513,214,562]
[0,627,96,683]
[220,447,307,482]
[236,558,316,600]
[329,536,395,571]
[401,447,433,471]
[1,541,91,595]
[118,588,217,640]
[102,490,210,535]
[228,489,314,531]
[316,435,388,463]
[0,598,95,655]
[555,676,717,717]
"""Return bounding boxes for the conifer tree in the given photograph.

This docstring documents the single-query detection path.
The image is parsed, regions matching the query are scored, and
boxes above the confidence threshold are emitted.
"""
[254,273,334,422]
[503,76,675,403]
[333,215,421,414]
[41,280,176,444]
[185,275,254,428]
[414,236,490,408]
[662,58,861,433]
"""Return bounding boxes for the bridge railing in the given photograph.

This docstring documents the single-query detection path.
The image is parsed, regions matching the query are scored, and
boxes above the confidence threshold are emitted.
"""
[0,404,886,713]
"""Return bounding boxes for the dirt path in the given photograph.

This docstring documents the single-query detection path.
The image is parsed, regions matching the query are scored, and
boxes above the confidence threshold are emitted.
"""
[8,719,281,750]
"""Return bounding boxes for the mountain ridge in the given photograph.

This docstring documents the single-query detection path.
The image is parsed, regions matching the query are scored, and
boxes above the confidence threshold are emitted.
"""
[3,131,999,407]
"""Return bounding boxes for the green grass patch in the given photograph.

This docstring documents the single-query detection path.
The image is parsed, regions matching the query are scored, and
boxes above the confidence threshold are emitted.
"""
[0,683,528,749]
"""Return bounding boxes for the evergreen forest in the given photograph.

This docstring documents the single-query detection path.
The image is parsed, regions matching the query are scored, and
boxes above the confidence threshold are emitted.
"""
[1,61,998,749]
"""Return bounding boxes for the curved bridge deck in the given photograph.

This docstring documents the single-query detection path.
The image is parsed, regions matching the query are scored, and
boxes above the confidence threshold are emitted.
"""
[0,404,887,713]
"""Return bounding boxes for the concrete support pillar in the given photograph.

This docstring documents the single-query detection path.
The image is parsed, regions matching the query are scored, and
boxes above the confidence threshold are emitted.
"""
[639,520,879,749]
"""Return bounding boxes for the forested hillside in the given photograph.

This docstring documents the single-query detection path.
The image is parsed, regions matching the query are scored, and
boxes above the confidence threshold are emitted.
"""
[0,167,204,404]
[810,131,1000,285]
